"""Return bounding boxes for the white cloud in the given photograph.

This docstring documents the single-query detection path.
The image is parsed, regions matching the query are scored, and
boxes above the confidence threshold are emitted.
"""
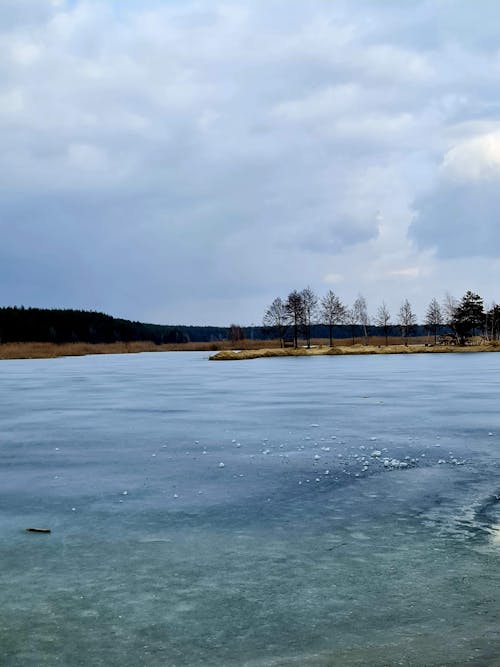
[411,128,500,265]
[441,131,500,182]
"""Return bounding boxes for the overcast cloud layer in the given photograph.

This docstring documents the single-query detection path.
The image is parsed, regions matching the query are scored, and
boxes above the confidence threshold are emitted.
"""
[1,0,500,325]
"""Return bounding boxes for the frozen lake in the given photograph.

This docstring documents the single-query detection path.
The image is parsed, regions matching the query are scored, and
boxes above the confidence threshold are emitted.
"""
[0,351,499,665]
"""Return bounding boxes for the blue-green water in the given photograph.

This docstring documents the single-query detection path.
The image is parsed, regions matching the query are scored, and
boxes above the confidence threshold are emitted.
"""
[0,351,499,665]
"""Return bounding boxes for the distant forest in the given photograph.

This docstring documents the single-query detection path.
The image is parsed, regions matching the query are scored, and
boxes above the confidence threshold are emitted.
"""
[0,307,229,345]
[0,305,430,345]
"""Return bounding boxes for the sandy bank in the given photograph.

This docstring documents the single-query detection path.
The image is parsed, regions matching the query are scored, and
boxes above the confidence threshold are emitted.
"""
[209,343,500,360]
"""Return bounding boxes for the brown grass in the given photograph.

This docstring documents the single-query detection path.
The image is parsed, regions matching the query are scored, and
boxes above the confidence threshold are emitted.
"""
[210,341,500,361]
[1,337,499,360]
[0,341,162,359]
[210,347,328,361]
[0,338,294,360]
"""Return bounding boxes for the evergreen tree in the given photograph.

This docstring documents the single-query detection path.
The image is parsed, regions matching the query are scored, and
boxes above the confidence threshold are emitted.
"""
[452,291,484,344]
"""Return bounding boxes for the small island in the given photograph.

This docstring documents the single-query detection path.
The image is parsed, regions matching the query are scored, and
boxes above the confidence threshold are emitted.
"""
[210,341,500,361]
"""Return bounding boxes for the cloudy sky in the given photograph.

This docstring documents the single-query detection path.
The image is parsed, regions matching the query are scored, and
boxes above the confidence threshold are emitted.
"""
[1,0,500,325]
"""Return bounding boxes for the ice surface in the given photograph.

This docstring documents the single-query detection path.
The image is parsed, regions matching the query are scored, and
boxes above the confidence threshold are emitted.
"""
[0,351,499,665]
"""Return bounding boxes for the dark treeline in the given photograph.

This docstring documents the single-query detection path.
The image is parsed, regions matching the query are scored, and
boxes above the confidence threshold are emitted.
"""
[0,307,233,345]
[257,322,430,342]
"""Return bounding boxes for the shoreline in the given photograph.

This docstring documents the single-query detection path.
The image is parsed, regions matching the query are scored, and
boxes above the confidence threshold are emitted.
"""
[209,343,500,360]
[0,341,218,360]
[1,340,499,361]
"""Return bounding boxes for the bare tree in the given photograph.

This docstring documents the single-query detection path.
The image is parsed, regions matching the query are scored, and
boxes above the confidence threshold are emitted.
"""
[443,292,457,327]
[398,299,417,345]
[285,290,304,349]
[301,287,318,349]
[320,290,346,347]
[425,298,442,344]
[263,297,288,348]
[375,302,391,346]
[353,294,370,344]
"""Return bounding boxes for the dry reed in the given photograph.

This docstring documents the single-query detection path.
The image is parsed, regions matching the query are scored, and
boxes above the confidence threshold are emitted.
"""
[210,341,500,361]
